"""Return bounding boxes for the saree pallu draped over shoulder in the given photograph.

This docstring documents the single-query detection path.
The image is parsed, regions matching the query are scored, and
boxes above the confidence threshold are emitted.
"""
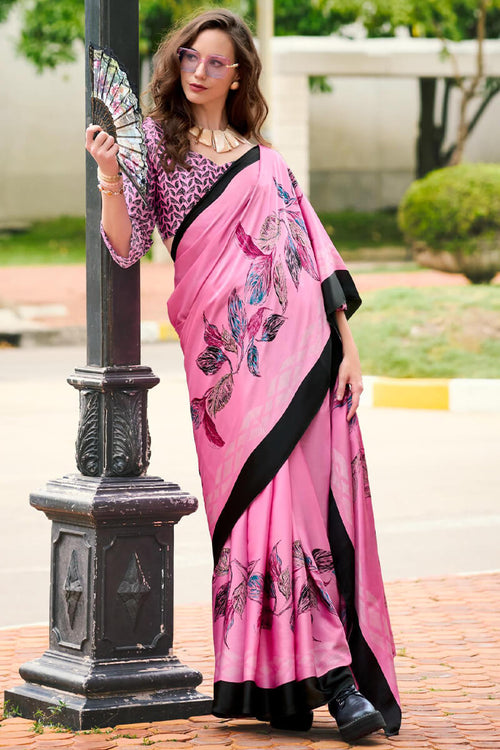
[168,145,401,734]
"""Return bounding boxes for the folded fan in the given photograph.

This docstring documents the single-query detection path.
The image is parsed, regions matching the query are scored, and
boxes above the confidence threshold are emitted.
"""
[89,43,148,204]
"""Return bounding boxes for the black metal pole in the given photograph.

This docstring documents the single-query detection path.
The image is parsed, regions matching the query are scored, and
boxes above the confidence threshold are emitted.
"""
[4,0,212,729]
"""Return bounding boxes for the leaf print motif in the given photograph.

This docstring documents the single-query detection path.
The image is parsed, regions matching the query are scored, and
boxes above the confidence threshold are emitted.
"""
[278,568,291,599]
[247,343,260,377]
[285,236,301,289]
[264,571,277,607]
[207,373,234,418]
[228,288,247,345]
[292,540,306,569]
[247,308,266,340]
[221,326,238,354]
[214,548,230,577]
[196,346,226,375]
[235,222,263,258]
[273,260,288,312]
[214,581,230,618]
[203,410,225,447]
[259,606,274,630]
[190,397,205,429]
[289,218,319,281]
[244,255,273,305]
[260,314,286,343]
[317,586,335,614]
[268,543,282,582]
[312,548,335,573]
[258,213,280,244]
[203,313,224,347]
[297,582,318,614]
[248,572,265,603]
[232,581,247,617]
[287,168,298,192]
[274,178,294,206]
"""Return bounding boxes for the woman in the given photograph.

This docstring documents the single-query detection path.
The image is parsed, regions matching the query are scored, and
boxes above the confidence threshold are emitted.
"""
[85,9,401,743]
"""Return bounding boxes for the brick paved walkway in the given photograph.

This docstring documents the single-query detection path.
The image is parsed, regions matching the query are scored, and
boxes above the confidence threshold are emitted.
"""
[1,573,499,749]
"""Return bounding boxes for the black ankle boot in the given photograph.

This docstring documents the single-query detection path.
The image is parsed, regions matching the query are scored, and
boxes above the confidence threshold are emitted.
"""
[270,710,314,731]
[328,685,386,743]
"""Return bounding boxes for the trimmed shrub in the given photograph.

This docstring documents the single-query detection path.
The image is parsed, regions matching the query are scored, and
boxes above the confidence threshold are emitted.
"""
[398,163,500,283]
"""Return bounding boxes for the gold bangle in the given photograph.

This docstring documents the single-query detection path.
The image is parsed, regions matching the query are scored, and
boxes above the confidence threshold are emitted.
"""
[98,169,122,182]
[98,184,124,196]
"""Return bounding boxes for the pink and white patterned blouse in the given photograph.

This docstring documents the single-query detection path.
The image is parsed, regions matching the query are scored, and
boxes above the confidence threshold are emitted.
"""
[101,117,231,268]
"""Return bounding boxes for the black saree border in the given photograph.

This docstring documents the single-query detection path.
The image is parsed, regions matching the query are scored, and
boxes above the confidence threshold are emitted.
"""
[321,269,362,323]
[211,334,342,566]
[212,666,354,721]
[171,145,261,262]
[328,489,402,735]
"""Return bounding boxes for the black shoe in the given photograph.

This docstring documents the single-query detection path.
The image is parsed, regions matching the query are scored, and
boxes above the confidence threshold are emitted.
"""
[328,686,386,743]
[270,709,313,731]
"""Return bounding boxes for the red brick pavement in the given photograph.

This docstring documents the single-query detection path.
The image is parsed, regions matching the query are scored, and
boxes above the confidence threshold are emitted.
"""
[1,573,499,749]
[1,264,498,330]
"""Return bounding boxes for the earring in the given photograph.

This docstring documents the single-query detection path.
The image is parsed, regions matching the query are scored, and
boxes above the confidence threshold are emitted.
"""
[230,81,239,90]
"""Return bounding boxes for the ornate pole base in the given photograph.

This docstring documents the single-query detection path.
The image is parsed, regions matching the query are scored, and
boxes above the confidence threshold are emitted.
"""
[5,474,212,730]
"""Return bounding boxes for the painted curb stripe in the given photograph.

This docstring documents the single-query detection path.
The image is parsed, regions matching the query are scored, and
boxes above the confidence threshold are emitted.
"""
[373,378,450,410]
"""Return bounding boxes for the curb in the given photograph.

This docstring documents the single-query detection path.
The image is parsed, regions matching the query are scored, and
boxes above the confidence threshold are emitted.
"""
[361,375,500,412]
[2,320,499,412]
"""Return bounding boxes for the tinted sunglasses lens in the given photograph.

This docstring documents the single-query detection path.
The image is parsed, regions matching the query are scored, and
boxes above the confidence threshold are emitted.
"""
[178,48,199,72]
[206,57,228,78]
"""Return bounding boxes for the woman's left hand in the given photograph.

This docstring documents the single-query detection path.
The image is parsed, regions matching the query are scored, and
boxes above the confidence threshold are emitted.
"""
[334,309,363,420]
[336,347,363,420]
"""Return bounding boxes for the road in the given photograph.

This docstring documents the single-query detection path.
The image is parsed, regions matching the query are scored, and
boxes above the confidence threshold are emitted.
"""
[1,342,499,627]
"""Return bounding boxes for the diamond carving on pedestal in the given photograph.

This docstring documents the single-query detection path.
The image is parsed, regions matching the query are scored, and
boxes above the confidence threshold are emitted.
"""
[117,552,151,628]
[64,550,83,628]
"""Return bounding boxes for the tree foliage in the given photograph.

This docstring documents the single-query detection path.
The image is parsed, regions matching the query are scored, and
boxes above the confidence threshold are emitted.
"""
[0,0,224,71]
[243,0,358,36]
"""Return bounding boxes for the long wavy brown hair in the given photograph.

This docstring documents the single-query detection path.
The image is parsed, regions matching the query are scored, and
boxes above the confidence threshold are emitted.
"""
[148,8,269,173]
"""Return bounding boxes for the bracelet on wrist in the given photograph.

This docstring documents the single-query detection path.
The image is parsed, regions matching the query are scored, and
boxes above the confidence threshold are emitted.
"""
[98,183,124,196]
[97,169,122,183]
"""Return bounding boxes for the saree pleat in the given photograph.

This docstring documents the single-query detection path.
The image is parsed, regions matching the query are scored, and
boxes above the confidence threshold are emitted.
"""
[167,145,401,732]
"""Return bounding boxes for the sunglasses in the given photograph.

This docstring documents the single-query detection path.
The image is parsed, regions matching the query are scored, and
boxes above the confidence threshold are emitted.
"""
[177,47,239,79]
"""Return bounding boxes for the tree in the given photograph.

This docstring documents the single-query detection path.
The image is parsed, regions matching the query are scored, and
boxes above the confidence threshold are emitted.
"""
[0,0,218,71]
[356,0,500,175]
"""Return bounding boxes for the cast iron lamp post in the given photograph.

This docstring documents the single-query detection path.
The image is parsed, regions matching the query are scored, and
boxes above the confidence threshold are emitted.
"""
[4,0,212,730]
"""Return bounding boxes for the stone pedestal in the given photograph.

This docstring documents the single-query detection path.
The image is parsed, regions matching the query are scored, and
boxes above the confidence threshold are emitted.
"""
[5,474,212,730]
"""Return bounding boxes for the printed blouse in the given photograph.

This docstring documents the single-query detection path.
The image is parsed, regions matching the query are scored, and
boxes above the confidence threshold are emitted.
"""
[101,117,231,268]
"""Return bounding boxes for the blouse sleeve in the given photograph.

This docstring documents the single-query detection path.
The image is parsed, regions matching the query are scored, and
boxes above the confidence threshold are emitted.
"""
[101,118,160,269]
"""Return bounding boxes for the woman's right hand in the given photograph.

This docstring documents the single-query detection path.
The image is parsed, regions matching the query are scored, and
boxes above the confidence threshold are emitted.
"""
[85,124,120,175]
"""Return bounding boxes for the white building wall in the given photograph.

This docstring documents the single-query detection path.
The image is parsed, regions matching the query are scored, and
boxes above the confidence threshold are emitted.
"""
[309,76,500,211]
[0,12,85,225]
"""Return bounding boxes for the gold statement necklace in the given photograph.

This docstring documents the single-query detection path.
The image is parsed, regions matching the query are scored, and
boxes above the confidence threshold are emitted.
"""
[189,124,247,154]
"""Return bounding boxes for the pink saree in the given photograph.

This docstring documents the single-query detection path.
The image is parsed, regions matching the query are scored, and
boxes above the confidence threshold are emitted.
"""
[167,145,401,733]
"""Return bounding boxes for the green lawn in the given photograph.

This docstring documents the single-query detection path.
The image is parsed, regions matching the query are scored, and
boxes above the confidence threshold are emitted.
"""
[350,286,500,379]
[318,208,404,251]
[0,211,405,266]
[0,217,86,265]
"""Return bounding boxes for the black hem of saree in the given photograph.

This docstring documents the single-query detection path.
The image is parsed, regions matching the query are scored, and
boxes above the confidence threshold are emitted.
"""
[212,666,354,721]
[321,269,362,323]
[328,489,402,735]
[212,335,337,566]
[171,145,260,261]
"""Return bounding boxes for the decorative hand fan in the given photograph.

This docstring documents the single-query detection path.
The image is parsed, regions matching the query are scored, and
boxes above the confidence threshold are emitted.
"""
[89,43,148,204]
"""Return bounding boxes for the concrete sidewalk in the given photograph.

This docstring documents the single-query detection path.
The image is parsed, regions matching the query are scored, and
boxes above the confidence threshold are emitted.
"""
[1,573,499,749]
